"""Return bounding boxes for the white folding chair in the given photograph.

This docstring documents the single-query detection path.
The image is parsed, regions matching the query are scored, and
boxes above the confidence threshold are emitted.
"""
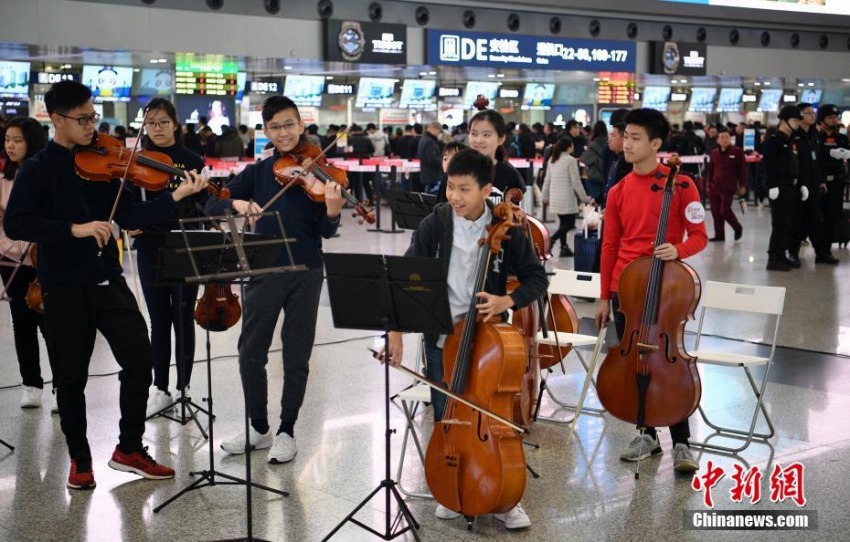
[690,281,786,454]
[533,269,607,424]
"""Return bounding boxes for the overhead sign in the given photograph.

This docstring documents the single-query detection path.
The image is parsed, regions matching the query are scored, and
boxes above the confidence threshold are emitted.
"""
[248,78,281,95]
[325,83,356,95]
[33,71,78,84]
[324,20,406,63]
[649,42,707,76]
[427,29,635,72]
[437,86,463,98]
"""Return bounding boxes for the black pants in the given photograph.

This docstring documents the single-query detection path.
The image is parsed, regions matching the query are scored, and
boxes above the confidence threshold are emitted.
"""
[43,277,152,459]
[767,184,798,261]
[821,180,845,248]
[791,195,828,258]
[610,293,691,444]
[136,241,198,391]
[0,259,46,388]
[552,214,577,248]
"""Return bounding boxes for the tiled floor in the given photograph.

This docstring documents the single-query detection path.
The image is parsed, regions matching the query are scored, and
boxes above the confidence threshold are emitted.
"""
[0,200,848,541]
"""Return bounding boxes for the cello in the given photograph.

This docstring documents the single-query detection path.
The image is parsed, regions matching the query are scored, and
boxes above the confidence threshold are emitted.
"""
[595,155,702,430]
[424,202,527,521]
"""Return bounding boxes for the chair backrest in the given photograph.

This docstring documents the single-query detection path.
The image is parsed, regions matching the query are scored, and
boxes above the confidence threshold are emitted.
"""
[700,281,786,316]
[547,269,601,300]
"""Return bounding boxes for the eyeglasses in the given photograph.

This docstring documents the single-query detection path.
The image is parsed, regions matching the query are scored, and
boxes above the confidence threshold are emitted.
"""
[144,120,173,130]
[266,121,301,133]
[56,112,101,126]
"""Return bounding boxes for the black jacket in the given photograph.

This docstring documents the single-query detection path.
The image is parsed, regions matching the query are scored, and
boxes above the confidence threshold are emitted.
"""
[405,201,548,343]
[763,130,799,189]
[792,126,821,193]
[418,132,443,188]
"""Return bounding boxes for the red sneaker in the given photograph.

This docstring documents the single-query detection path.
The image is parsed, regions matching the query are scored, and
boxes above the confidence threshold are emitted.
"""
[108,446,175,480]
[67,457,96,490]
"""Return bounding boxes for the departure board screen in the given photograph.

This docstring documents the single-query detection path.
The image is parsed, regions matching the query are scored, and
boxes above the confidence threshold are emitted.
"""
[597,74,634,106]
[174,71,237,96]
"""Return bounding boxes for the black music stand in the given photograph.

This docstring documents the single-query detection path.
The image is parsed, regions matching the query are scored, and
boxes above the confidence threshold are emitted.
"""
[383,189,437,231]
[153,212,306,542]
[321,253,453,542]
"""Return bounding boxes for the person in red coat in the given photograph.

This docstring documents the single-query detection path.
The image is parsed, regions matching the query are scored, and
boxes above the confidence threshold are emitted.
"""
[705,127,747,241]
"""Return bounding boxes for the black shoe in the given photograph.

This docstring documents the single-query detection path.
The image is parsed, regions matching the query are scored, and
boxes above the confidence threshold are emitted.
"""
[815,255,839,265]
[734,227,743,241]
[766,261,792,272]
[784,256,802,268]
[559,246,574,257]
[709,237,725,242]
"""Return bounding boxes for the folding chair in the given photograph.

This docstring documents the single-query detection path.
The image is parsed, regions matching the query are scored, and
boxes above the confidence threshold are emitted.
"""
[533,269,607,424]
[689,281,786,454]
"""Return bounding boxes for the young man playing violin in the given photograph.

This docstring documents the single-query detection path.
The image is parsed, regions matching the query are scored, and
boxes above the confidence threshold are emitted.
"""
[3,80,208,489]
[207,95,344,464]
[594,108,708,473]
[382,149,548,530]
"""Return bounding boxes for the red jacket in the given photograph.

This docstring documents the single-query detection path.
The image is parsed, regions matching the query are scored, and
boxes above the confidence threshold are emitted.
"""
[706,145,748,193]
[600,164,708,299]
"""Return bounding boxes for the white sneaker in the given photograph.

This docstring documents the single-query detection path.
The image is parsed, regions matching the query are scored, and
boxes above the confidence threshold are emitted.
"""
[435,504,461,520]
[20,386,42,408]
[268,433,297,464]
[494,503,531,530]
[145,389,176,418]
[220,427,273,455]
[49,390,59,414]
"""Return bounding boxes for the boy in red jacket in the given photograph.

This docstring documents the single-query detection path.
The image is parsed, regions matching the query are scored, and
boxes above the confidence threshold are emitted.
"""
[595,108,708,472]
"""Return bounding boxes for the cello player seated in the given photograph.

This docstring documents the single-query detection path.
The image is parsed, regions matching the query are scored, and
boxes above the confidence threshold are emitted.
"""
[381,149,548,530]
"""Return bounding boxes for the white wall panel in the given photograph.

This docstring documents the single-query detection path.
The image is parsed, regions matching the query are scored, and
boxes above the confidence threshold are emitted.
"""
[708,45,850,79]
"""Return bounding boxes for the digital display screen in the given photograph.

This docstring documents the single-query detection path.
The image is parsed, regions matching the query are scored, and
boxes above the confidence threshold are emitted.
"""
[82,65,133,101]
[800,89,822,105]
[463,81,500,106]
[522,83,556,110]
[757,89,783,113]
[641,86,671,111]
[399,79,436,109]
[717,88,743,112]
[134,69,174,96]
[688,87,717,112]
[284,75,325,107]
[597,78,634,105]
[355,77,396,108]
[0,61,31,98]
[176,95,234,135]
[174,70,238,96]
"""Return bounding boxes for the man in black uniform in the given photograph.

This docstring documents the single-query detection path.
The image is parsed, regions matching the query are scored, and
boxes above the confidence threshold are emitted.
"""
[817,104,850,256]
[790,103,836,265]
[763,105,806,271]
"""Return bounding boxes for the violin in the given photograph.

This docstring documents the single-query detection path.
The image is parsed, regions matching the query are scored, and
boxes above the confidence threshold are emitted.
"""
[424,202,527,520]
[194,283,241,331]
[272,142,375,225]
[74,133,230,200]
[25,245,43,314]
[595,155,702,429]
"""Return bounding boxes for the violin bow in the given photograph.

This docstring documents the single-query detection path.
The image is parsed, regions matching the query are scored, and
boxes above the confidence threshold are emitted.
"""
[104,107,153,226]
[259,126,352,213]
[0,241,33,302]
[123,230,142,310]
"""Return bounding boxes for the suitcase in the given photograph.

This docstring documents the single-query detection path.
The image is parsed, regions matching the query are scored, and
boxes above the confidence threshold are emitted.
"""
[836,208,850,249]
[574,229,602,272]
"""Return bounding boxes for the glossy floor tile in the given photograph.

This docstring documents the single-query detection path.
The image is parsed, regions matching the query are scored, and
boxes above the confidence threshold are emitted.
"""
[0,200,847,541]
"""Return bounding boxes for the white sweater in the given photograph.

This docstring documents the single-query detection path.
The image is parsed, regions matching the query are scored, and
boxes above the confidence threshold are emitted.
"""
[542,153,590,215]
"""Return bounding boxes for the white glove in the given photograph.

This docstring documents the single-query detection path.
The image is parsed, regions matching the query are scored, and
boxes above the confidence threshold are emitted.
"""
[769,187,780,200]
[829,147,850,161]
[801,186,809,201]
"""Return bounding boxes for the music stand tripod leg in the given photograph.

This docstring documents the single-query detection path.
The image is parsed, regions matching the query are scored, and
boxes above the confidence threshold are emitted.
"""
[0,438,13,451]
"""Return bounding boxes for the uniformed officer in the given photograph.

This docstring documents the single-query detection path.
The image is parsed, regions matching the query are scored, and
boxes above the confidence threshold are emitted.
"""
[817,104,849,260]
[763,105,805,271]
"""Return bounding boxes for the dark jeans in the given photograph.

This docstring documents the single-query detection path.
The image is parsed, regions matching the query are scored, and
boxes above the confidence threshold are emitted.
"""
[707,189,742,239]
[423,340,448,421]
[768,185,798,261]
[0,260,46,388]
[43,277,152,459]
[610,293,691,444]
[136,241,198,391]
[552,214,577,248]
[237,268,324,428]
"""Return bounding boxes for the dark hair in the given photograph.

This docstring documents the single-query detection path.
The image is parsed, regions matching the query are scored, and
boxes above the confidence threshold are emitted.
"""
[143,97,183,147]
[44,80,92,115]
[238,124,248,134]
[469,109,508,161]
[442,141,468,156]
[198,116,208,125]
[682,121,694,131]
[446,149,494,188]
[796,102,813,112]
[3,117,47,178]
[307,124,319,134]
[623,108,670,144]
[413,123,423,135]
[262,95,300,123]
[566,119,581,130]
[590,120,608,141]
[550,135,573,164]
[366,122,377,131]
[716,126,730,135]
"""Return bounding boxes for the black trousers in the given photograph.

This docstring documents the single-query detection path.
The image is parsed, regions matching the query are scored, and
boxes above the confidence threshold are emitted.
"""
[610,293,691,444]
[791,195,828,258]
[0,259,46,388]
[43,277,152,459]
[136,242,198,391]
[767,185,798,261]
[552,214,577,248]
[821,180,845,248]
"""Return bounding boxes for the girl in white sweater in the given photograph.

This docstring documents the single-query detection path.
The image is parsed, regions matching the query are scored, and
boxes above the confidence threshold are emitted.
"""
[542,136,592,257]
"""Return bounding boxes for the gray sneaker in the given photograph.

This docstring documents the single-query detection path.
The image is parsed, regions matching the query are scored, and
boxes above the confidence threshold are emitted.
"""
[620,434,663,462]
[673,443,699,472]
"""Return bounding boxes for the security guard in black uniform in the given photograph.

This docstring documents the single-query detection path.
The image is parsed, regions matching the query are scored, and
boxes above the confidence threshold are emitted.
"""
[791,102,835,265]
[763,105,805,271]
[817,104,849,257]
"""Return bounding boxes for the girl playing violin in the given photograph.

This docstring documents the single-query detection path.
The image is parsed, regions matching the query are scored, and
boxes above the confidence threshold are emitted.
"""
[1,117,51,409]
[131,97,208,417]
[206,95,344,465]
[594,109,707,473]
[382,149,548,530]
[3,80,207,490]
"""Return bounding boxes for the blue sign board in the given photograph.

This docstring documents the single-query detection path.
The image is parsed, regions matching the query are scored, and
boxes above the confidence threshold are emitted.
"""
[427,29,635,72]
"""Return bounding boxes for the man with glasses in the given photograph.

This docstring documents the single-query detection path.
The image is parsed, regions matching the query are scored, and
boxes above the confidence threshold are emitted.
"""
[207,95,344,465]
[3,80,208,490]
